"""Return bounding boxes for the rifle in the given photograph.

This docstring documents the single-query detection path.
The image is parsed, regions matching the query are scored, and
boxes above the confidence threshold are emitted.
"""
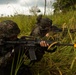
[0,36,76,64]
[51,26,76,33]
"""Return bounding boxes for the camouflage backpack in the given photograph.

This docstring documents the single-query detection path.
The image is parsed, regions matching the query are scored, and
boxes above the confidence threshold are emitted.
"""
[0,20,20,38]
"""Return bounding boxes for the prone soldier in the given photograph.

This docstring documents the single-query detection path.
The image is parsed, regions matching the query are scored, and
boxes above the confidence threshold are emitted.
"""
[30,15,76,40]
[30,15,59,49]
[0,20,49,75]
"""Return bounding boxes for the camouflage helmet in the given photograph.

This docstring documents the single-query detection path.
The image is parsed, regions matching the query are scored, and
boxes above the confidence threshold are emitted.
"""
[0,20,20,38]
[40,17,52,28]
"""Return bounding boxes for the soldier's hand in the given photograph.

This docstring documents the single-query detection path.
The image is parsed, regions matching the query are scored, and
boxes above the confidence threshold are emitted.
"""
[40,41,49,47]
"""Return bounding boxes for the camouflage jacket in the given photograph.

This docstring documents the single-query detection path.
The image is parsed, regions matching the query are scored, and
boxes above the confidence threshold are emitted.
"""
[30,25,49,38]
[30,25,58,54]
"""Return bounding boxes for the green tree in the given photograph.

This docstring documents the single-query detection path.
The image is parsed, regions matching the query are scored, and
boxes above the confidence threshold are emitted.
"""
[53,0,76,13]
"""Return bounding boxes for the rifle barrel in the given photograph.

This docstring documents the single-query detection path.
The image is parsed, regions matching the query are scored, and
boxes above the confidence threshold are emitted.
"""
[53,28,76,33]
[56,43,74,46]
[1,40,75,47]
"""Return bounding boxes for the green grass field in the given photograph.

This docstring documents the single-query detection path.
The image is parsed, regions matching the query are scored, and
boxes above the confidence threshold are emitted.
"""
[0,10,76,75]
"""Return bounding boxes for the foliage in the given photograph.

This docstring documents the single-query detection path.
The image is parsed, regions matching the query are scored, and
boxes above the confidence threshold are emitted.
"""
[53,0,76,13]
[48,10,76,28]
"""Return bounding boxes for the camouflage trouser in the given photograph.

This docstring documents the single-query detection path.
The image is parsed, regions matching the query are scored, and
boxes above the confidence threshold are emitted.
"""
[17,64,32,75]
[0,64,32,75]
[0,65,11,75]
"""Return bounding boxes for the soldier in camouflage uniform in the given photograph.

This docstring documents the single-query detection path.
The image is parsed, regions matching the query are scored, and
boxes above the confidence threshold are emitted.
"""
[30,16,61,39]
[0,20,32,75]
[30,17,58,64]
[0,20,49,75]
[30,16,60,75]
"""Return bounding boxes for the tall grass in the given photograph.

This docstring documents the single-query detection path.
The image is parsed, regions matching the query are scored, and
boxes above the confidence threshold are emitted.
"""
[0,10,76,75]
[49,10,76,28]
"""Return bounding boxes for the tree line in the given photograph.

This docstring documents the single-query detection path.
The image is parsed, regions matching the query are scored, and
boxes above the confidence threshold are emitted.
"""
[52,0,76,13]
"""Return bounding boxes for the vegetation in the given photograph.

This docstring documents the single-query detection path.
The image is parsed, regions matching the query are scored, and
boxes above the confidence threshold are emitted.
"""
[0,10,76,75]
[53,0,76,13]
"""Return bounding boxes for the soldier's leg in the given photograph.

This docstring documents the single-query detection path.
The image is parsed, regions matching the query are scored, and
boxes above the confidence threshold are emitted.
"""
[17,64,32,75]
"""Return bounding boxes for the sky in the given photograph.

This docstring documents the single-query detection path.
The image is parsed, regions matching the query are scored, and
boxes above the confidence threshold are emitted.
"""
[0,0,55,16]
